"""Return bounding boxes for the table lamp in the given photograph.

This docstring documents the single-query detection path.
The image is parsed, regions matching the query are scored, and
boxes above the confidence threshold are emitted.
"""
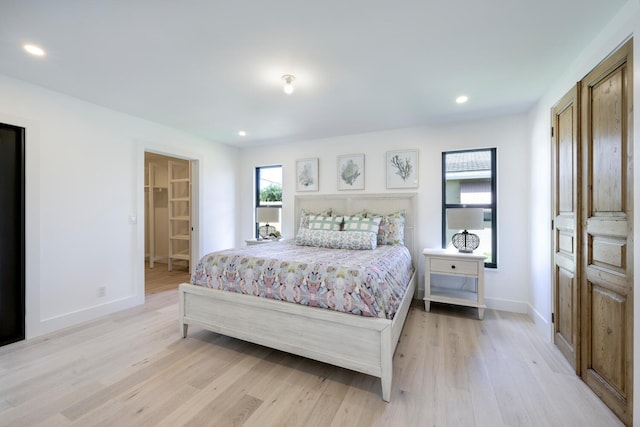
[256,207,279,239]
[447,208,484,253]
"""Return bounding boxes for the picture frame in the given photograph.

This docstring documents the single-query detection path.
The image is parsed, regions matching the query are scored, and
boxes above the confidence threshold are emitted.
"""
[386,149,418,189]
[337,154,365,190]
[295,158,319,192]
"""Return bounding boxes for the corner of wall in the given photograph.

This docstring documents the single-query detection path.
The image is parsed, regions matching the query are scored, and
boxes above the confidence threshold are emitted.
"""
[528,302,551,341]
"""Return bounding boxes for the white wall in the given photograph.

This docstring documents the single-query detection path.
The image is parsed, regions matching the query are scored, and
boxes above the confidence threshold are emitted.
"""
[0,74,238,338]
[238,114,531,313]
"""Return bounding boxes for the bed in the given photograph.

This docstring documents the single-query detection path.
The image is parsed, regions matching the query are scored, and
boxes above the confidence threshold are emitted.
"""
[178,193,417,401]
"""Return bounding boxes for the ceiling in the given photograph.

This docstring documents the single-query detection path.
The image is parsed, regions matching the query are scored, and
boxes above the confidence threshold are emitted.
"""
[0,0,629,147]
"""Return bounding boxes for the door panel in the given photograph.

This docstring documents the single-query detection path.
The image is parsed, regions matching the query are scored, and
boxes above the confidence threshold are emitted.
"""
[556,267,576,356]
[590,284,626,394]
[552,85,580,371]
[592,68,624,213]
[592,236,626,270]
[581,38,633,426]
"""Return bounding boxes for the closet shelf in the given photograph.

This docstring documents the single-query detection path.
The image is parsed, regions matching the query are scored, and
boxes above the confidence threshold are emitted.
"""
[170,234,190,240]
[170,251,190,261]
[168,160,191,272]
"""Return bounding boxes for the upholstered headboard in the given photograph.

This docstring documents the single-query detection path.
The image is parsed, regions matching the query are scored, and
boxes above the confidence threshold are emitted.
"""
[294,193,418,266]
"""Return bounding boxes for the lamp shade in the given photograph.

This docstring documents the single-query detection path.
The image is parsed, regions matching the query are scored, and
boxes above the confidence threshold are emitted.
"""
[257,207,279,224]
[447,208,484,231]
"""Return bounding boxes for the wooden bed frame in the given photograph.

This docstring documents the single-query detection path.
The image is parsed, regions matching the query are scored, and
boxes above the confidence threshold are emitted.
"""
[178,193,417,401]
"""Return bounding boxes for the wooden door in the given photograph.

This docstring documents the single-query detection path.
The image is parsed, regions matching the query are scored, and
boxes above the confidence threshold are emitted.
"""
[581,39,633,425]
[0,123,25,347]
[551,85,580,372]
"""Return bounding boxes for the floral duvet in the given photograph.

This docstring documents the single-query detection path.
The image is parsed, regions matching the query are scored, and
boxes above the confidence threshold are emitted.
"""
[191,240,414,319]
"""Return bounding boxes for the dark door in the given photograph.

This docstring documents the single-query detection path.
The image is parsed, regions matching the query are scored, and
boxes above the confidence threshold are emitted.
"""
[0,123,25,346]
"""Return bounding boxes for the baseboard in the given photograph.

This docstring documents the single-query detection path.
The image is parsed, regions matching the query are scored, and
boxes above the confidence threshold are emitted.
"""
[416,292,530,316]
[527,303,551,340]
[29,294,144,338]
[484,296,528,314]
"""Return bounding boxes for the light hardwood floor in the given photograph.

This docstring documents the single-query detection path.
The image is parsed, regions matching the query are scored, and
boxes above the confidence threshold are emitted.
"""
[145,262,190,294]
[0,273,622,426]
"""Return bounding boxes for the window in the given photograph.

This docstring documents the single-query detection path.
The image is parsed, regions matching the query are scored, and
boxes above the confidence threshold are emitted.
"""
[442,148,497,268]
[255,165,282,238]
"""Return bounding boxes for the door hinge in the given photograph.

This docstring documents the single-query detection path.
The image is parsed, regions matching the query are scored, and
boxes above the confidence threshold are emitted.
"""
[551,313,555,323]
[551,219,554,230]
[551,126,554,137]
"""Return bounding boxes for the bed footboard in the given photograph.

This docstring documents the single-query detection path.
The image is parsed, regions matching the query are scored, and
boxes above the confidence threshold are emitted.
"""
[178,270,415,402]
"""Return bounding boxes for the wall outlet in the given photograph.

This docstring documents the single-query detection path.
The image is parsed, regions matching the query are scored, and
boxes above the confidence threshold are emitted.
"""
[97,286,106,298]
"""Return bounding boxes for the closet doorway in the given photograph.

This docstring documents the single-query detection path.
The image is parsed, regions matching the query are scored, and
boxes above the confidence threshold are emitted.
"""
[0,123,25,346]
[144,152,194,294]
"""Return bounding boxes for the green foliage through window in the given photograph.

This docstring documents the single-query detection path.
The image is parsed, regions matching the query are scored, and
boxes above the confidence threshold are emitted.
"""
[260,184,282,202]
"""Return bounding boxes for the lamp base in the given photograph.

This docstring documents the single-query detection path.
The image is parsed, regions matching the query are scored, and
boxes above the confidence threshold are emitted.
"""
[456,247,475,254]
[452,230,480,253]
[259,224,276,239]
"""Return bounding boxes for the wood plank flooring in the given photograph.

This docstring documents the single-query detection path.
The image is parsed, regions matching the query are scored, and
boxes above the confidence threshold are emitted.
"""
[145,261,190,294]
[0,269,622,426]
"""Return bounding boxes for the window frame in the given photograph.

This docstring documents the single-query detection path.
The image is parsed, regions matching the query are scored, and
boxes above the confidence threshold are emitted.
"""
[255,165,283,208]
[441,148,497,268]
[255,165,282,238]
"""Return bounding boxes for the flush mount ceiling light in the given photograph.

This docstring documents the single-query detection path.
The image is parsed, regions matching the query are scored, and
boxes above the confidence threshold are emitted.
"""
[456,95,469,104]
[282,74,295,95]
[23,44,46,57]
[238,130,247,137]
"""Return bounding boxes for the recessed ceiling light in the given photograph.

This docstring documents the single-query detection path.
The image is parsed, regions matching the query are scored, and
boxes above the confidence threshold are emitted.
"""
[23,44,46,57]
[456,95,469,104]
[238,130,247,137]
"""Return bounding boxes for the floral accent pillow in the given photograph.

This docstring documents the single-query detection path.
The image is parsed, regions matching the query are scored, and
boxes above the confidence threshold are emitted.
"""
[368,210,405,245]
[295,229,377,250]
[332,209,368,219]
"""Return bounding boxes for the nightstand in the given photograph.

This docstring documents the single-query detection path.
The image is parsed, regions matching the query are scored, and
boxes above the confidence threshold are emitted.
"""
[245,238,279,246]
[423,248,486,320]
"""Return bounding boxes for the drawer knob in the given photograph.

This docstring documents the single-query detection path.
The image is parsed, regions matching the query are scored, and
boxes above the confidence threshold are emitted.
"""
[451,265,456,269]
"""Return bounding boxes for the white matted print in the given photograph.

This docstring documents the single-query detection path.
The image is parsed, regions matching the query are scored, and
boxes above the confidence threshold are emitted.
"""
[337,154,364,190]
[296,158,319,192]
[387,149,418,188]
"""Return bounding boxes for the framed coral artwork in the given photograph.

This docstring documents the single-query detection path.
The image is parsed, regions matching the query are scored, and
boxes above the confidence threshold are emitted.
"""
[386,149,418,189]
[296,158,319,192]
[337,154,364,190]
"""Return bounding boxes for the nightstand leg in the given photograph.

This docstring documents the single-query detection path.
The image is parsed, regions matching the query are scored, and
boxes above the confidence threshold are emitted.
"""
[424,300,431,312]
[478,308,484,320]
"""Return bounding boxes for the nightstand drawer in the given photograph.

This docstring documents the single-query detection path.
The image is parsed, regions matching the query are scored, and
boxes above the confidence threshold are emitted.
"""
[430,258,478,275]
